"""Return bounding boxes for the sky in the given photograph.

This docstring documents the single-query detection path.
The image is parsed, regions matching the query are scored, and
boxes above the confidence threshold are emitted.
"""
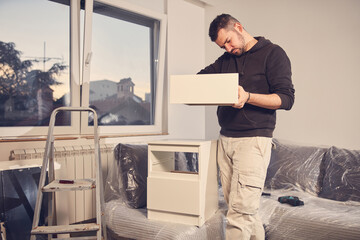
[0,0,151,100]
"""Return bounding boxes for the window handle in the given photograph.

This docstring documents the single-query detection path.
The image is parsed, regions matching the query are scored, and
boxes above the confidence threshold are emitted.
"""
[85,52,92,65]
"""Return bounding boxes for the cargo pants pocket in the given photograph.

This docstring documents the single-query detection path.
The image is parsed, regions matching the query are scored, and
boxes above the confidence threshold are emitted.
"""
[231,173,263,215]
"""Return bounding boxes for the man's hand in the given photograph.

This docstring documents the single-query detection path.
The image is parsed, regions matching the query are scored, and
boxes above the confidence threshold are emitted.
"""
[232,85,250,109]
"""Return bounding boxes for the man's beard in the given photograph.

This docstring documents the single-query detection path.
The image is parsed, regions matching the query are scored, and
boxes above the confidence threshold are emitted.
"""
[231,31,246,56]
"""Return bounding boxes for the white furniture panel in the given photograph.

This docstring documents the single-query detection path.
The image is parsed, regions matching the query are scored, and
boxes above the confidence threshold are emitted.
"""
[170,73,238,105]
[147,177,199,214]
[147,140,218,226]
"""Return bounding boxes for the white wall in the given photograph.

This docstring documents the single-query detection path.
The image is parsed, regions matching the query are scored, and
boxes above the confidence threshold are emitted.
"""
[204,0,360,149]
[167,0,207,139]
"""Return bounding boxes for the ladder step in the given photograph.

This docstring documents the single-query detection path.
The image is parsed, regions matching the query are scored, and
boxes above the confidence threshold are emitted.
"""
[48,237,97,240]
[31,223,100,234]
[42,179,96,192]
[49,236,97,240]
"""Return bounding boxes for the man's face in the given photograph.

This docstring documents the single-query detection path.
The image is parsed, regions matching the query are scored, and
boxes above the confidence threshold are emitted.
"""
[215,25,245,56]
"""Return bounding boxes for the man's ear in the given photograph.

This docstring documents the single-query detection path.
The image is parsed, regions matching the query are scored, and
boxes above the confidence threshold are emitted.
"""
[234,22,243,33]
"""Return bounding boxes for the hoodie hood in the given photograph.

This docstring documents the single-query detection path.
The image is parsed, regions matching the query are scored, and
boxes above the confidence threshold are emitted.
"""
[248,36,272,53]
[221,36,272,59]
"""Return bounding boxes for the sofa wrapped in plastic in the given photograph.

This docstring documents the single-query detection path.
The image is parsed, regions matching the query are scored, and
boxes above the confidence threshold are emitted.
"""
[262,139,360,240]
[104,140,360,240]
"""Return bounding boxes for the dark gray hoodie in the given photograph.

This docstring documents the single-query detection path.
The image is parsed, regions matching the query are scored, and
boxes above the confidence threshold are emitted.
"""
[198,37,295,138]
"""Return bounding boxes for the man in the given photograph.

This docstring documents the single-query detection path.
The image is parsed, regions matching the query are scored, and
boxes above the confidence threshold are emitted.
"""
[198,14,295,239]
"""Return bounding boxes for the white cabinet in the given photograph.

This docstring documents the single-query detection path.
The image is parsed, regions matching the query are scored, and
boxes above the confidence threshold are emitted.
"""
[147,140,218,226]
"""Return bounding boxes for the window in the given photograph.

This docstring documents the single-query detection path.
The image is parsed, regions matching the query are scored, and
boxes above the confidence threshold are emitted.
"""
[0,0,72,136]
[81,0,166,136]
[0,0,166,138]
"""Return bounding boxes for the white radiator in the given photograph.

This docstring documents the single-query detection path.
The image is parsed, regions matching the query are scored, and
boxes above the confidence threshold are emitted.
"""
[10,144,114,225]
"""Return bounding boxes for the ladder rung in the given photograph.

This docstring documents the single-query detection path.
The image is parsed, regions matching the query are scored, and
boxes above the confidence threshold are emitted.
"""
[31,223,100,234]
[42,179,96,192]
[49,237,97,240]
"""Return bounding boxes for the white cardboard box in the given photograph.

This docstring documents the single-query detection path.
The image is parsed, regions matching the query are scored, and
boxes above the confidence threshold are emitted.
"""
[170,73,238,105]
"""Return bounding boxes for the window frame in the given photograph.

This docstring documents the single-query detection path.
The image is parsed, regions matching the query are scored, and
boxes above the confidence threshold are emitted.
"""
[0,0,80,138]
[81,0,167,136]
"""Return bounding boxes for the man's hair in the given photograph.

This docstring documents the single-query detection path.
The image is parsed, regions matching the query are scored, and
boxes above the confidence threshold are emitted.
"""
[209,14,240,42]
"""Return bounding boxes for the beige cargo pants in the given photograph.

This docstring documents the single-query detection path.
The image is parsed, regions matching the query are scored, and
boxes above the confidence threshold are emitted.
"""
[217,135,272,240]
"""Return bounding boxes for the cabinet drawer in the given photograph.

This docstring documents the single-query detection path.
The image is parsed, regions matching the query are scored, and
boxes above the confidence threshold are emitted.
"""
[147,177,199,215]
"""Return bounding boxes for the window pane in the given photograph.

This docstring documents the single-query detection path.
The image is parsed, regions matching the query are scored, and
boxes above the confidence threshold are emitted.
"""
[88,3,156,126]
[0,0,70,127]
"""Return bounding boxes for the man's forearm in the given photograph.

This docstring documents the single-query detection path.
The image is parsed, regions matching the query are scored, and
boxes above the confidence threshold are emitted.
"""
[233,86,282,110]
[247,92,282,110]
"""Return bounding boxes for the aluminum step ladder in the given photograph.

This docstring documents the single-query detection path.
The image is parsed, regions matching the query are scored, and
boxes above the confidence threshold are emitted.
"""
[30,107,107,240]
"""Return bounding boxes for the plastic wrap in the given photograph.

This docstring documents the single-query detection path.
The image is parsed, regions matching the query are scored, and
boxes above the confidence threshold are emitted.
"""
[105,199,226,240]
[105,143,148,208]
[175,152,199,172]
[105,187,360,240]
[319,146,360,201]
[262,139,360,239]
[265,139,328,195]
[104,140,360,240]
[260,189,360,240]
